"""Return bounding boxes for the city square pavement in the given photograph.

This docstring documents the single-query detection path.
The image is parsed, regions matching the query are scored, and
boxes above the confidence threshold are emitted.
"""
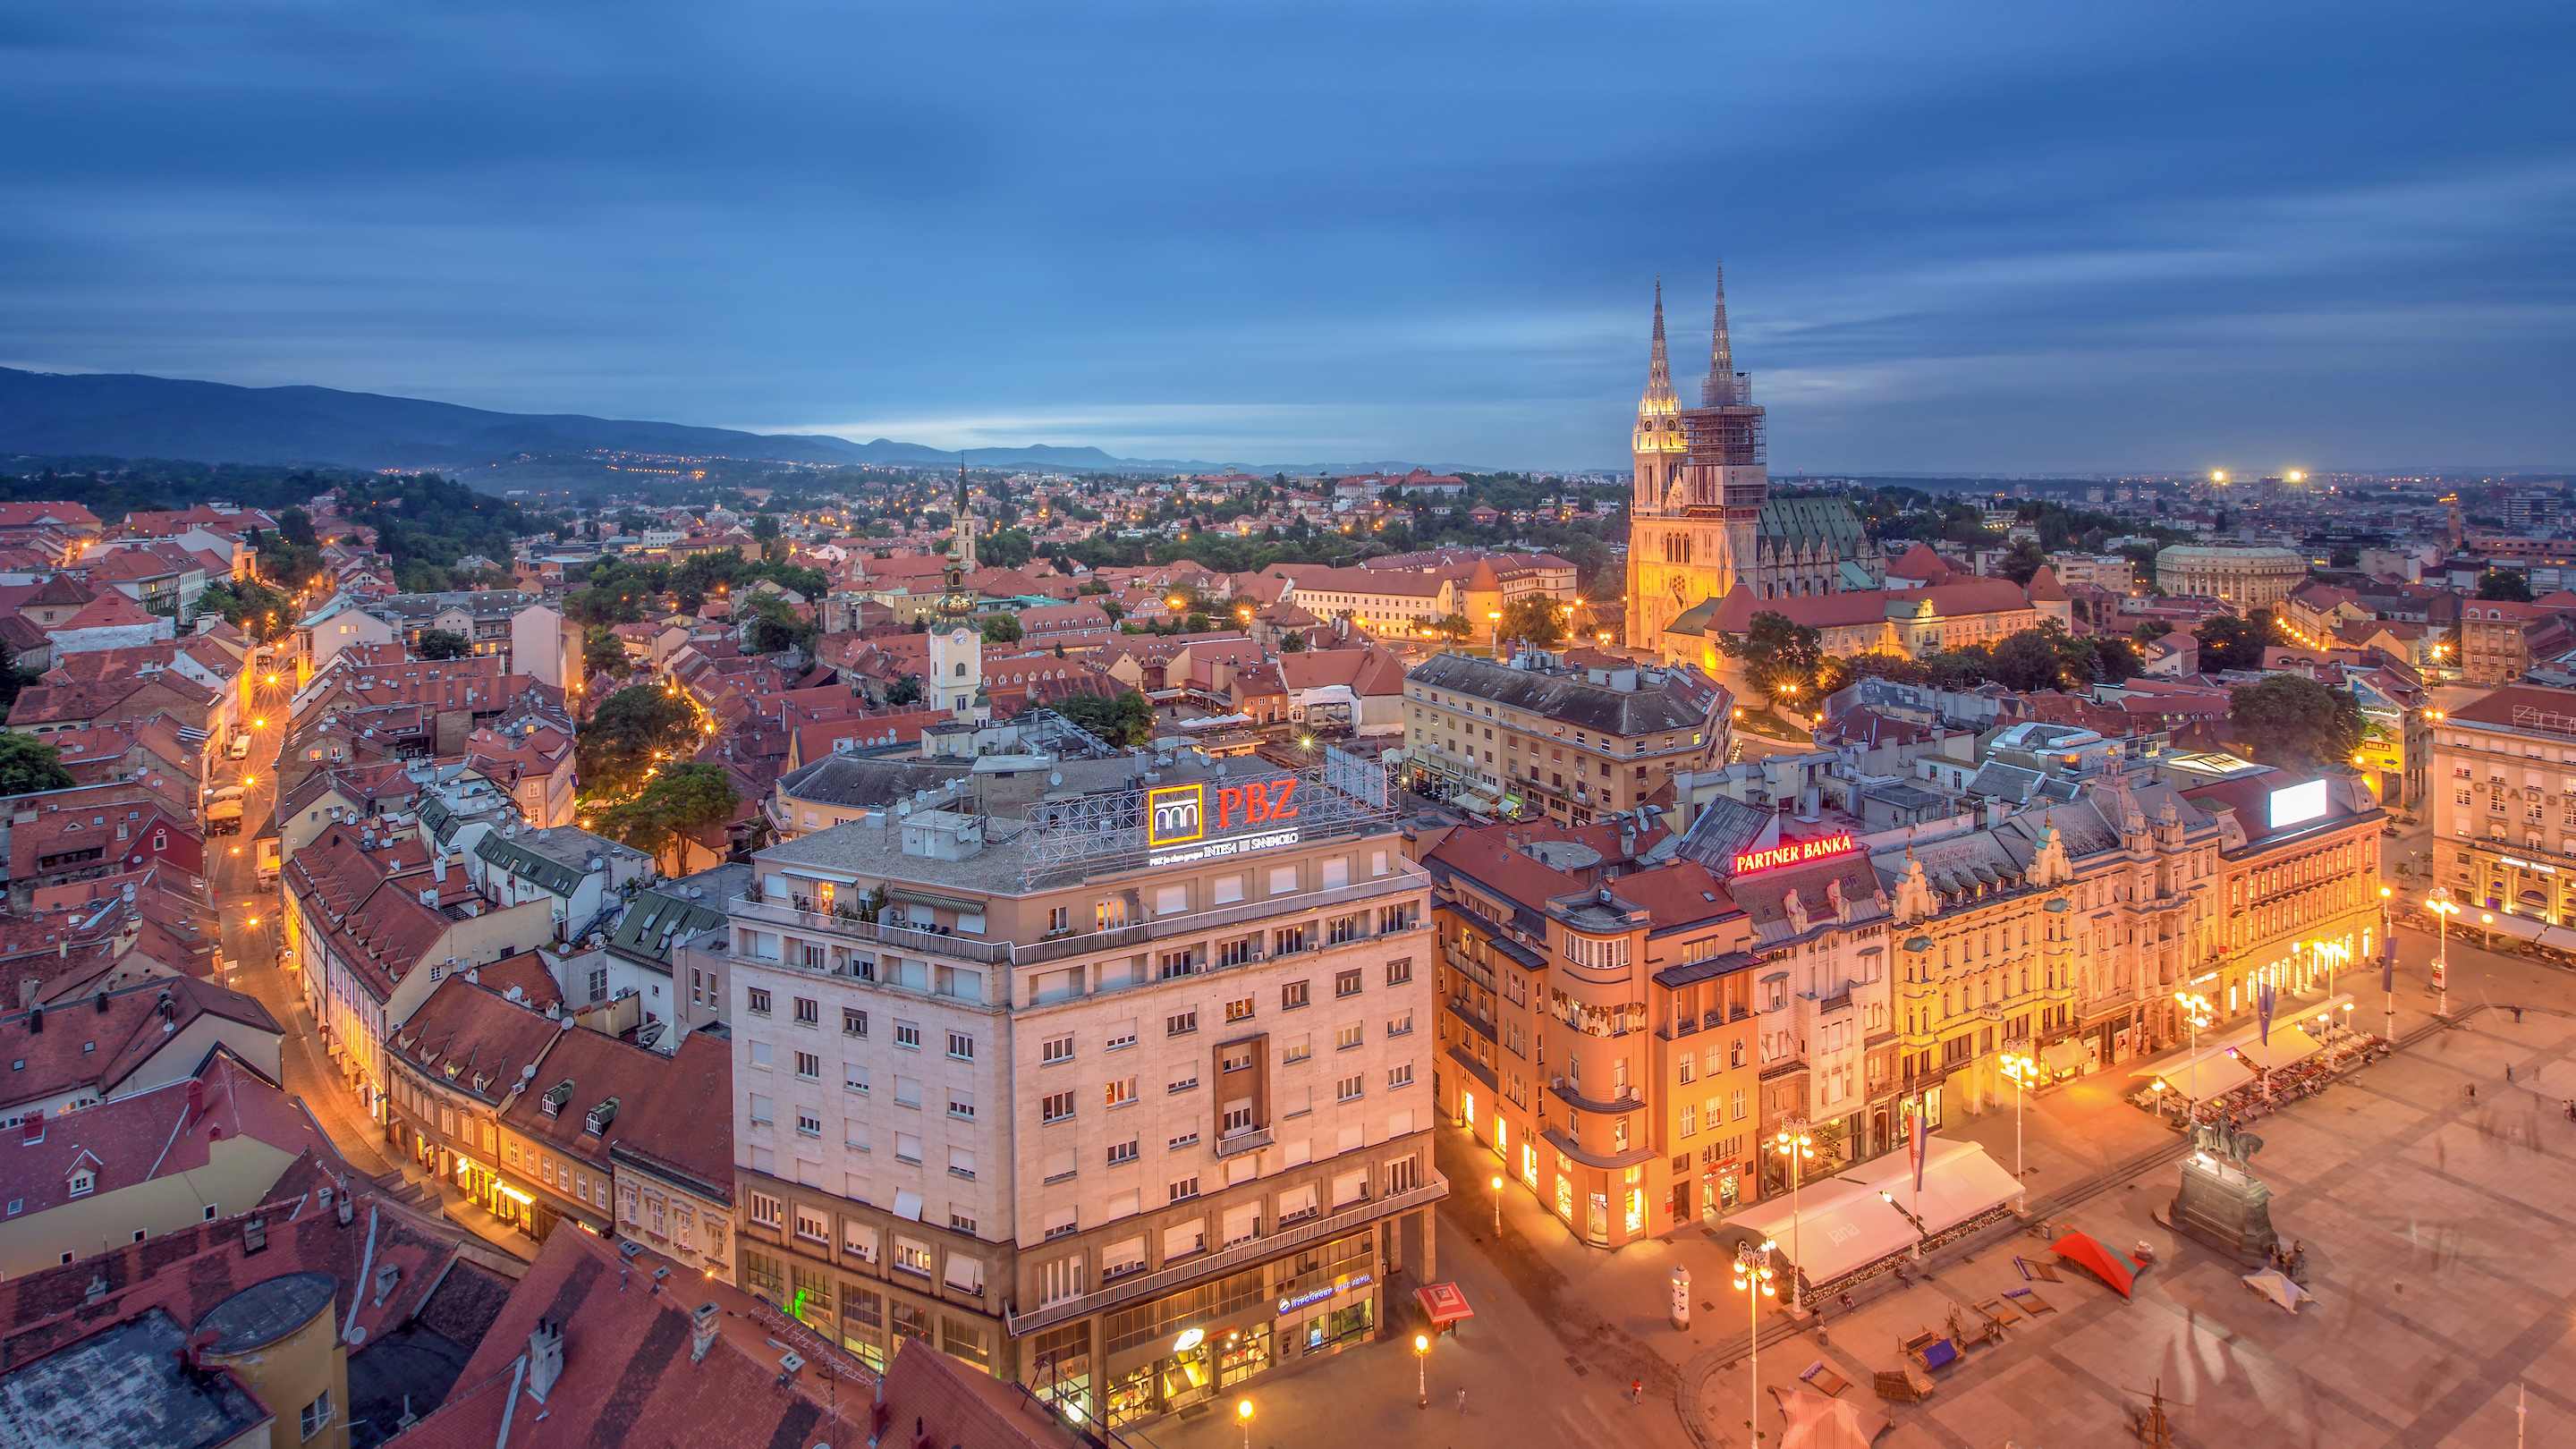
[1150,915,2576,1449]
[1693,997,2576,1448]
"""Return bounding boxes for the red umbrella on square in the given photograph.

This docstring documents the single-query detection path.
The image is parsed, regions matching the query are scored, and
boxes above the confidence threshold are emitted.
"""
[2050,1231,2141,1298]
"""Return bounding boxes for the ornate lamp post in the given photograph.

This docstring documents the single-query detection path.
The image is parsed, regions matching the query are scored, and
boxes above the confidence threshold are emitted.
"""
[1413,1333,1430,1409]
[2426,886,2457,1019]
[1489,1174,1504,1233]
[1771,1122,1815,1311]
[1236,1398,1253,1449]
[1998,1042,2038,1212]
[1731,1238,1777,1445]
[2172,991,2216,1123]
[2379,886,2396,1041]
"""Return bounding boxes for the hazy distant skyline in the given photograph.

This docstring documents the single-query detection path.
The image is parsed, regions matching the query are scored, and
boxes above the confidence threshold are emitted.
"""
[6,2,2573,472]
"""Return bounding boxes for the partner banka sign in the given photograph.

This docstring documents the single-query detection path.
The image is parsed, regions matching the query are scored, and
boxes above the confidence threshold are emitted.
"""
[1730,831,1860,877]
[1148,778,1302,866]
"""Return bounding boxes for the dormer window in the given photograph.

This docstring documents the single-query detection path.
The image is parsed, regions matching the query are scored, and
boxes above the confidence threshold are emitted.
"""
[68,1170,93,1198]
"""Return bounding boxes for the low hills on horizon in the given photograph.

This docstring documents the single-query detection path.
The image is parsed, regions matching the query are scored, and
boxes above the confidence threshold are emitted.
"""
[0,365,1493,479]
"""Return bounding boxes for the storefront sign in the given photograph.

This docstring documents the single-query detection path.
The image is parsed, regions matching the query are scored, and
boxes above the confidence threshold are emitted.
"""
[1731,832,1860,877]
[1147,779,1304,866]
[1276,1273,1372,1316]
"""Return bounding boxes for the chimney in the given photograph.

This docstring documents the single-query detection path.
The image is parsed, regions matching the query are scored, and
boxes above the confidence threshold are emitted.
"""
[25,1006,38,1035]
[373,1263,401,1305]
[690,1303,721,1363]
[432,852,447,883]
[335,1189,355,1227]
[96,989,110,1013]
[242,1216,267,1254]
[525,1318,566,1402]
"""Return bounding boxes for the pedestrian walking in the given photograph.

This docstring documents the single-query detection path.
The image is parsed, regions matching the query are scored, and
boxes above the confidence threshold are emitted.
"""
[1630,1378,1644,1405]
[2507,1063,2515,1083]
[2468,1083,2478,1101]
[2512,1005,2526,1023]
[1456,1387,1467,1414]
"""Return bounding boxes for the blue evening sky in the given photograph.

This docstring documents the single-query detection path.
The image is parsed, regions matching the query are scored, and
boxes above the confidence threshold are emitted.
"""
[4,2,2572,472]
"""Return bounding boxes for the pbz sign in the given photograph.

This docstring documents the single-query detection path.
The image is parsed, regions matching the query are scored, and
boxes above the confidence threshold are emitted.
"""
[1146,778,1303,864]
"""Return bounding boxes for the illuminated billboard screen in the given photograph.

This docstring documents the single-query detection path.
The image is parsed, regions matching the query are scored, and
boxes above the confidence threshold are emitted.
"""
[2267,779,2328,830]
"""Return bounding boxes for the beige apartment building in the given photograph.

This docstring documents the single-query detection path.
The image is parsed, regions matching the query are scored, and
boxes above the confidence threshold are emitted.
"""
[724,747,1442,1428]
[1401,649,1732,825]
[2432,683,2576,929]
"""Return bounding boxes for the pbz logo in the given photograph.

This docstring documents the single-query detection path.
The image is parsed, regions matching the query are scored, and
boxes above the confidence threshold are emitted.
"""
[1147,784,1205,847]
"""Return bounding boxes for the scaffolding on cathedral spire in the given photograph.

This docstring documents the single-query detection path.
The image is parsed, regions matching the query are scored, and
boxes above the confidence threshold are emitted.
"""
[1703,261,1741,407]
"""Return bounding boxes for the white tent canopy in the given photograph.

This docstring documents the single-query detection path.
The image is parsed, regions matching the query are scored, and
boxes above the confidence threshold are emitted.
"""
[1723,1138,2024,1286]
[2231,1025,2323,1072]
[2132,1051,2254,1102]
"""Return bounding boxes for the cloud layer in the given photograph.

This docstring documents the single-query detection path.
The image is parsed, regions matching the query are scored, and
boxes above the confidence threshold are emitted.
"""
[5,1,2572,470]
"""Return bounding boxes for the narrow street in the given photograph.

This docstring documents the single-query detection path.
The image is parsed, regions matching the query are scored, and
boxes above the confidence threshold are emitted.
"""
[209,669,402,1180]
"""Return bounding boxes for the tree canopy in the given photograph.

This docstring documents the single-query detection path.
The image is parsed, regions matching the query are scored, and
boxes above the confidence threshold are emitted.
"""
[1055,690,1157,747]
[1501,595,1566,648]
[590,762,738,869]
[1716,611,1824,696]
[414,628,473,660]
[2194,610,2281,673]
[2477,569,2534,602]
[2230,674,2364,772]
[575,685,699,801]
[0,733,73,796]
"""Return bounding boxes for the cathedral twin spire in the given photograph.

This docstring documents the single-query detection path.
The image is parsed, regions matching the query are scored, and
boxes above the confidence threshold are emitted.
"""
[1703,261,1741,407]
[1639,266,1744,417]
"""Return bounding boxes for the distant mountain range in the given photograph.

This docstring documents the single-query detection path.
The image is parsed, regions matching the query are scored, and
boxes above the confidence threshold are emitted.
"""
[0,366,1496,477]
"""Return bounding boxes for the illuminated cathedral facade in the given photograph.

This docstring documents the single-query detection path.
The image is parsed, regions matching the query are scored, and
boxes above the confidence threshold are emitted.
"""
[1623,267,1881,657]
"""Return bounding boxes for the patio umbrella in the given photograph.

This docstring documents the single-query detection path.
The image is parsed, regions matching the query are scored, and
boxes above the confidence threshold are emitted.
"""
[2050,1231,2141,1298]
[1774,1386,1891,1448]
[2242,1267,2314,1313]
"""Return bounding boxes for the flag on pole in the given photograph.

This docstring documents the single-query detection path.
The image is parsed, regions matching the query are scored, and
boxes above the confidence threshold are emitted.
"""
[2257,978,2276,1046]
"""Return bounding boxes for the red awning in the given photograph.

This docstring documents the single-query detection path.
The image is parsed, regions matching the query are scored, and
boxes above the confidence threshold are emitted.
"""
[2050,1231,2141,1299]
[1416,1282,1475,1326]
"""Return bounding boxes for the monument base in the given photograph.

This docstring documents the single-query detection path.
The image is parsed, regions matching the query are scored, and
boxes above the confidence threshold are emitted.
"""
[2167,1153,2278,1266]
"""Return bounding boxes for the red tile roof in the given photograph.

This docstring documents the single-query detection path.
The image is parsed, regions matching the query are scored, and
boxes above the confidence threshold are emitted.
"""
[500,1023,731,1187]
[394,1227,883,1449]
[0,1157,484,1369]
[0,1052,330,1218]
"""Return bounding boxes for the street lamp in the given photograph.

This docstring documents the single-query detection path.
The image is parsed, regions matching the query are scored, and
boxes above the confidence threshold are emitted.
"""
[1490,1174,1504,1233]
[1413,1333,1430,1409]
[1771,1122,1815,1311]
[1236,1398,1253,1449]
[1998,1043,2038,1212]
[2426,886,2458,1019]
[2172,991,2215,1123]
[2380,886,2397,1040]
[1731,1239,1777,1445]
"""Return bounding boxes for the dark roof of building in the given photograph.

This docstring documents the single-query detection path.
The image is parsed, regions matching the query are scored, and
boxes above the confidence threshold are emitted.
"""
[393,1229,882,1449]
[606,864,750,969]
[1755,496,1871,555]
[1405,652,1722,736]
[0,1308,268,1449]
